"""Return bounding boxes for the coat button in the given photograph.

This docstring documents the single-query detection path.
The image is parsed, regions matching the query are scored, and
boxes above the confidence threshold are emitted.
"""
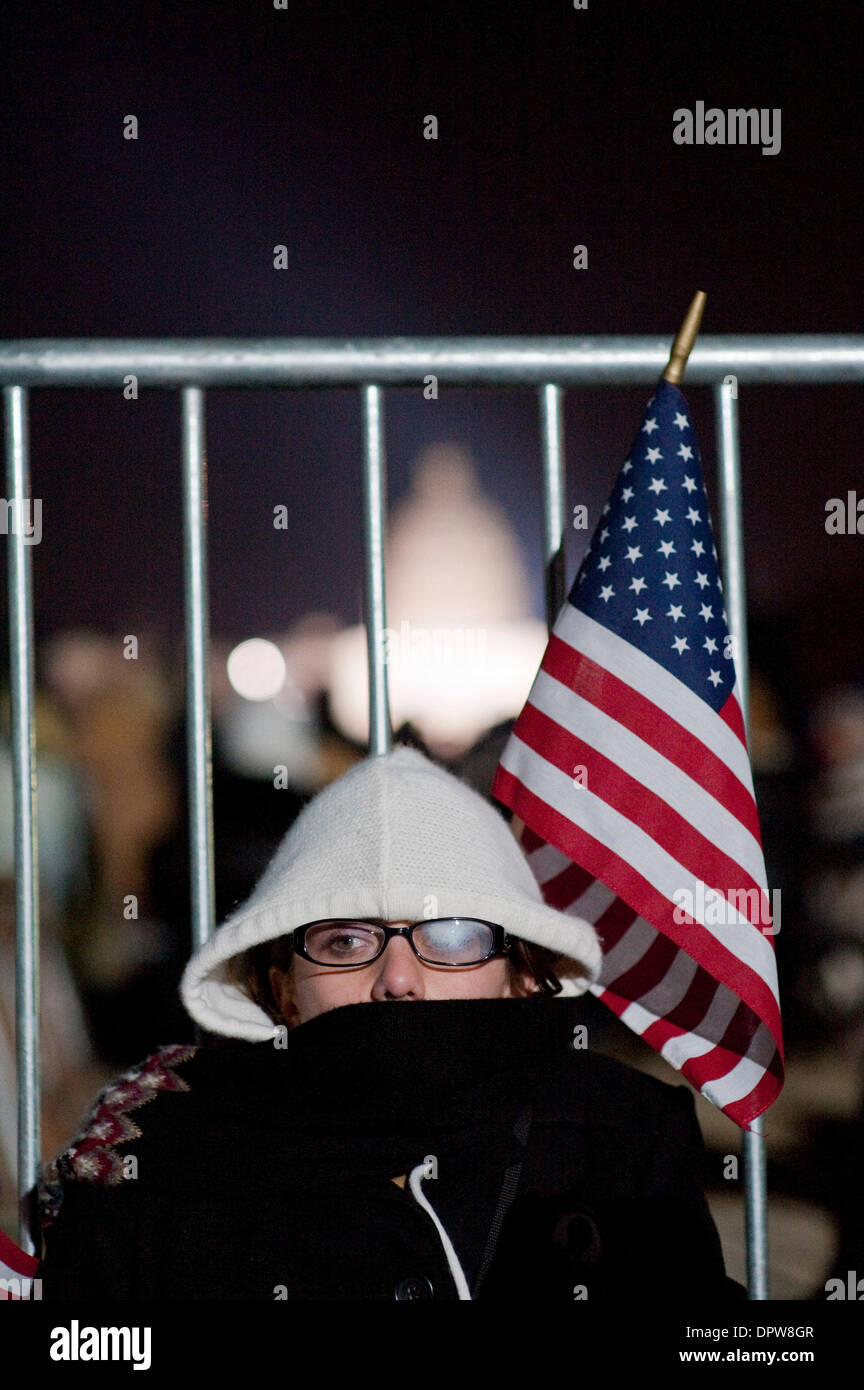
[553,1207,603,1264]
[394,1275,434,1300]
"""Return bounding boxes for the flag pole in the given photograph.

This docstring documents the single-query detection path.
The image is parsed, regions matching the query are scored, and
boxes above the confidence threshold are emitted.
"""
[662,290,707,384]
[665,290,770,1298]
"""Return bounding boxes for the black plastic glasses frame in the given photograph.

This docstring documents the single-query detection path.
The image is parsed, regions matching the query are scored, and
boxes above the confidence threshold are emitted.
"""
[291,917,513,968]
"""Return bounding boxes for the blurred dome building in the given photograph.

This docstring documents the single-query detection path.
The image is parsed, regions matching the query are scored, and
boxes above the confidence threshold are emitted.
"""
[328,444,548,758]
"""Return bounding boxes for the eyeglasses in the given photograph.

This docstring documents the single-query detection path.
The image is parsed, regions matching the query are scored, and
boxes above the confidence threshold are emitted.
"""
[290,917,512,968]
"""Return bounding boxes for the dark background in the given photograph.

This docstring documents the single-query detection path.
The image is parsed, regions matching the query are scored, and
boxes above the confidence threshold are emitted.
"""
[0,0,861,704]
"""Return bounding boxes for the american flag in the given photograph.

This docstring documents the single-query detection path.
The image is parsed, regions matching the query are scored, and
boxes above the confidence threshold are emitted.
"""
[493,378,784,1126]
[0,1228,40,1299]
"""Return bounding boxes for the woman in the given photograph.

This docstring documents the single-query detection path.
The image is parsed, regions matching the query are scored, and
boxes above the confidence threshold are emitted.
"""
[36,745,740,1300]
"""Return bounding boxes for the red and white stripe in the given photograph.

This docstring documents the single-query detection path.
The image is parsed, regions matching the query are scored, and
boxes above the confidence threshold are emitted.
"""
[493,606,784,1127]
[0,1228,39,1299]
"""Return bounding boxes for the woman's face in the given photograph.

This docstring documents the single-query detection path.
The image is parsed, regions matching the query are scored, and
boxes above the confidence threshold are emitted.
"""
[269,920,520,1027]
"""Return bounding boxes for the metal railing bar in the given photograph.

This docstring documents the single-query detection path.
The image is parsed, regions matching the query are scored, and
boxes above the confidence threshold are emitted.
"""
[0,337,862,387]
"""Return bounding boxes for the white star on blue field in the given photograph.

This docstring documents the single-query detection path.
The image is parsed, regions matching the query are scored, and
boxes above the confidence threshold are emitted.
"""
[574,380,735,710]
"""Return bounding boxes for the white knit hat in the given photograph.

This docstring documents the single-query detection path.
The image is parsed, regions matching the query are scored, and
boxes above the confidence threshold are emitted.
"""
[181,746,602,1039]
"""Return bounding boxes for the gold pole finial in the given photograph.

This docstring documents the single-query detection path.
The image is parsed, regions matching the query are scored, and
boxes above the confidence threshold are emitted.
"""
[662,291,707,385]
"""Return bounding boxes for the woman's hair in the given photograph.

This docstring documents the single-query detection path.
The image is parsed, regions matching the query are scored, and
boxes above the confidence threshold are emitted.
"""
[227,930,565,1027]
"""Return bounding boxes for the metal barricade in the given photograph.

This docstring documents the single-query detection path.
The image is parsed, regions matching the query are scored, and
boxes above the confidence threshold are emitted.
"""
[3,335,864,1288]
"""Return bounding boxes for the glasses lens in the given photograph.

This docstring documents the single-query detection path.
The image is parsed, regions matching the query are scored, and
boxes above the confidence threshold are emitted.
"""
[303,921,384,965]
[414,918,495,964]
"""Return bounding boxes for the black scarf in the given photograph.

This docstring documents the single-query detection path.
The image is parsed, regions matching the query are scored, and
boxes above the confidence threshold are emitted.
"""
[177,995,584,1291]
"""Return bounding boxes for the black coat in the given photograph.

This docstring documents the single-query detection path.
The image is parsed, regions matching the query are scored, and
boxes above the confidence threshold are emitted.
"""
[36,996,744,1302]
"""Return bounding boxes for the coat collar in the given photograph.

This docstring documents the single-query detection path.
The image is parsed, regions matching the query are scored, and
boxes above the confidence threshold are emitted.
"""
[85,999,635,1201]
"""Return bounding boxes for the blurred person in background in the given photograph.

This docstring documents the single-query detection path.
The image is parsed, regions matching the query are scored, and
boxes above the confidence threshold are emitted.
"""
[0,687,100,1236]
[801,685,864,1299]
[802,685,864,1033]
[40,631,182,1063]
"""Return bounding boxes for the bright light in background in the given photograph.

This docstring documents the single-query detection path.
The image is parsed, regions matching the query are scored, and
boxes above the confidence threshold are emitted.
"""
[329,620,548,756]
[328,444,549,756]
[226,638,286,701]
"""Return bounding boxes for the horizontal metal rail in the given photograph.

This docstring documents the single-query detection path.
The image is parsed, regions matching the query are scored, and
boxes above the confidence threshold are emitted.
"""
[0,336,863,386]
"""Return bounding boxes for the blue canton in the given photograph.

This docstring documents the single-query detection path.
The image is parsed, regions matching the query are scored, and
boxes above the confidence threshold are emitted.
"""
[574,379,734,710]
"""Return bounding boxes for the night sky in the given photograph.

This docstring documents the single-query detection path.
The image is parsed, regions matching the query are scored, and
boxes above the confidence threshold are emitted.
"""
[1,1,862,703]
